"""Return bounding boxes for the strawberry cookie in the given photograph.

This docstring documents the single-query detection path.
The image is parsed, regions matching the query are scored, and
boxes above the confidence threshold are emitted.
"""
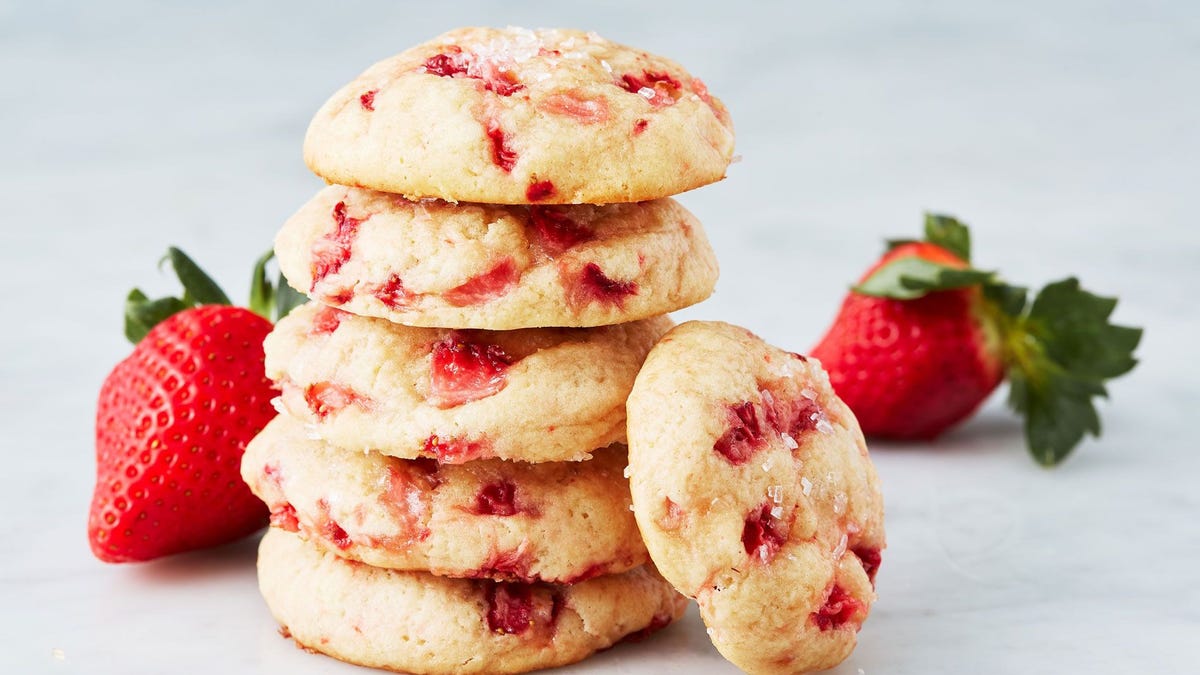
[304,27,734,204]
[626,321,885,674]
[275,185,718,329]
[258,528,686,675]
[265,302,671,463]
[243,415,647,583]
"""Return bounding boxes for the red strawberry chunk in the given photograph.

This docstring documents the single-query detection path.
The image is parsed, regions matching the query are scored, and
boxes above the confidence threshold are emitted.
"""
[812,585,862,631]
[443,258,520,307]
[382,465,434,541]
[429,334,515,407]
[269,503,300,532]
[359,89,377,110]
[304,382,371,419]
[853,546,882,586]
[742,501,788,563]
[525,180,556,202]
[474,546,534,580]
[369,273,416,310]
[311,201,364,288]
[422,434,491,464]
[309,306,346,335]
[473,480,520,516]
[620,70,683,106]
[713,401,767,465]
[565,262,638,310]
[485,583,535,634]
[528,207,594,256]
[486,121,518,172]
[316,499,352,550]
[538,90,610,124]
[423,50,524,96]
[633,118,649,135]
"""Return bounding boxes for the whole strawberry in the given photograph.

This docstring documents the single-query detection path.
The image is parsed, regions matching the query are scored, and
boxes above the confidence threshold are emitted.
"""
[811,215,1141,466]
[89,248,306,562]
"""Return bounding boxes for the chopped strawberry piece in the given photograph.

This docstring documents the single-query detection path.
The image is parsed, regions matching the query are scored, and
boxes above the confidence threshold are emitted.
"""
[853,547,882,586]
[423,50,524,96]
[633,118,649,135]
[422,434,491,464]
[369,273,416,310]
[525,180,556,202]
[269,503,300,532]
[620,70,682,106]
[304,382,370,419]
[713,401,767,465]
[812,585,862,631]
[474,547,534,580]
[429,333,514,407]
[310,201,366,290]
[528,207,594,256]
[309,306,346,335]
[741,501,788,563]
[382,465,434,541]
[359,89,377,110]
[444,258,520,306]
[565,262,638,310]
[423,51,468,77]
[316,499,353,550]
[484,121,519,172]
[538,90,610,124]
[472,480,520,516]
[485,583,535,634]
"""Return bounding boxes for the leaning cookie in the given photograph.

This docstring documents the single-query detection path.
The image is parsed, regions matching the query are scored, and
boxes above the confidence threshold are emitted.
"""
[265,302,671,463]
[276,185,718,329]
[626,321,885,674]
[258,528,686,675]
[243,415,647,583]
[304,27,734,204]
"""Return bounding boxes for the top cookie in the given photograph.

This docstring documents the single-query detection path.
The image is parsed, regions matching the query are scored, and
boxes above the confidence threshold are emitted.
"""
[626,321,885,674]
[304,27,735,204]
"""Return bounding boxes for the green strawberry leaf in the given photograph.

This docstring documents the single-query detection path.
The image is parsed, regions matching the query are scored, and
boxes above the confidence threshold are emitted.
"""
[853,257,995,299]
[249,250,276,320]
[982,281,1028,318]
[164,247,231,306]
[125,292,189,343]
[1026,278,1143,380]
[1000,278,1142,466]
[923,213,972,262]
[274,272,308,322]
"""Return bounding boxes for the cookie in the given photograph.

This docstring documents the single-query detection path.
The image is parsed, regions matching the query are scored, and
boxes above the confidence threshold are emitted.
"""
[243,415,647,583]
[275,185,718,329]
[625,321,886,674]
[258,528,687,675]
[264,302,671,463]
[303,27,735,205]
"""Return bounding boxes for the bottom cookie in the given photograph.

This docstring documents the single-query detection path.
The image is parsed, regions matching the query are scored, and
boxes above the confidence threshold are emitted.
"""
[257,528,686,675]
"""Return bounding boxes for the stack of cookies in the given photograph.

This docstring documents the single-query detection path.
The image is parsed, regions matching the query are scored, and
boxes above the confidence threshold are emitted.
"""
[241,27,735,675]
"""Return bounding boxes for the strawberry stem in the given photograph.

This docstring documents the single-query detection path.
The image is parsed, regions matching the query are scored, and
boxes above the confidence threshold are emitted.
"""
[123,247,309,344]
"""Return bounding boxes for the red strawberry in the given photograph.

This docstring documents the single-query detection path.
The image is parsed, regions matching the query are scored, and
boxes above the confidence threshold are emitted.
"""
[89,248,307,562]
[811,215,1141,465]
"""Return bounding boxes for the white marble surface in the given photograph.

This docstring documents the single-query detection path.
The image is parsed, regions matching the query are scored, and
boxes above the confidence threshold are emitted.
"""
[2,1,1198,673]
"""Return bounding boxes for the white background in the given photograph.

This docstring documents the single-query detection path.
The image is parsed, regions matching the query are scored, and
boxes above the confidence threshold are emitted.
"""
[2,1,1197,673]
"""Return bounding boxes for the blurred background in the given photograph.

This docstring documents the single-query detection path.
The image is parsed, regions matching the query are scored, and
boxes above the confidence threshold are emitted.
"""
[2,1,1197,673]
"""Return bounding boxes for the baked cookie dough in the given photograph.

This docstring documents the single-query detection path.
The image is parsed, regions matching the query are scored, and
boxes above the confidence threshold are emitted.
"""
[257,528,686,675]
[264,302,671,463]
[304,27,735,204]
[626,321,885,674]
[276,185,717,329]
[243,415,647,583]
